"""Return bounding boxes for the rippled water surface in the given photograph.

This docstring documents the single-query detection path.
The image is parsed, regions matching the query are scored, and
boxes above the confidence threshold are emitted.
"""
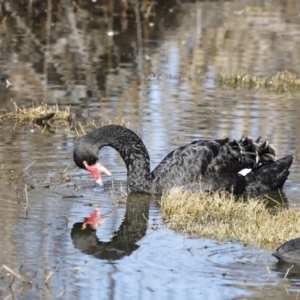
[1,0,300,299]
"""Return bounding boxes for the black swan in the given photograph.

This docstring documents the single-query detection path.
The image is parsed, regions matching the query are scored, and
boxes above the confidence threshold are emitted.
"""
[73,125,293,194]
[272,238,300,264]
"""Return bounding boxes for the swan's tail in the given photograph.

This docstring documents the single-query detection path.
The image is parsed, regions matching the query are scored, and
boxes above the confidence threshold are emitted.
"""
[237,136,277,166]
[244,155,293,193]
[255,136,277,163]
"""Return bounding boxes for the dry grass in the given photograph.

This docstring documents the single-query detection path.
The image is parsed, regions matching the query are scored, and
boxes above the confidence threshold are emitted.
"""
[219,70,300,92]
[0,101,72,121]
[0,101,127,137]
[161,188,300,249]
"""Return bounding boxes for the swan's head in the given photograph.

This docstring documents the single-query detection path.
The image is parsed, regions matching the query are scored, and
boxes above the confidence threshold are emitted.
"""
[82,161,112,186]
[73,140,111,186]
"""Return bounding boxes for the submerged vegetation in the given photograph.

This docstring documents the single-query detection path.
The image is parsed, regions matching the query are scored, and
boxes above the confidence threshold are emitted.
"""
[161,188,300,249]
[219,71,300,92]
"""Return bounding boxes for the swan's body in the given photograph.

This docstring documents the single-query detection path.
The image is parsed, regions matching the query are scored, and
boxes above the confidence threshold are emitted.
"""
[73,125,292,194]
[273,238,300,264]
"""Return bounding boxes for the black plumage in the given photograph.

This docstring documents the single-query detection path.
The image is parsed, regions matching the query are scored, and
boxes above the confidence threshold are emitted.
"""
[73,125,292,194]
[272,238,300,264]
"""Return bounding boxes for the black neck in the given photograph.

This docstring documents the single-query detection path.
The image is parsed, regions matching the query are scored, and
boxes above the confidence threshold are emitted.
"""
[83,125,153,192]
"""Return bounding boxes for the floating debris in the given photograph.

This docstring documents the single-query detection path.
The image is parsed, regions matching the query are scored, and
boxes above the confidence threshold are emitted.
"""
[161,188,300,249]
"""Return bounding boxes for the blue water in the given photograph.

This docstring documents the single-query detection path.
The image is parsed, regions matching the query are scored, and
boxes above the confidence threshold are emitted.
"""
[1,0,300,299]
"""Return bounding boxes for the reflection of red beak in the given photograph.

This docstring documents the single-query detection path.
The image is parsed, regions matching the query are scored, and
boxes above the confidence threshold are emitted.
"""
[83,161,112,186]
[82,207,107,230]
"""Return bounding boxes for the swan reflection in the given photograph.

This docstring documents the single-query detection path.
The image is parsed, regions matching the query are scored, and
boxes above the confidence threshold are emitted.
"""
[71,194,151,260]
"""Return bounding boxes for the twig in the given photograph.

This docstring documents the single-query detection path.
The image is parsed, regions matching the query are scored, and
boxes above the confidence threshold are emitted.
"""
[62,165,70,173]
[1,265,26,282]
[265,263,271,275]
[78,122,86,135]
[23,184,29,218]
[3,293,12,300]
[45,271,53,284]
[283,265,294,279]
[142,213,148,222]
[74,125,80,138]
[57,289,67,298]
[278,188,284,203]
[24,161,36,171]
[3,286,25,300]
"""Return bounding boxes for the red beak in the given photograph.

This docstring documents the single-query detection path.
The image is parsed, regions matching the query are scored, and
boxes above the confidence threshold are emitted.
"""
[83,161,112,186]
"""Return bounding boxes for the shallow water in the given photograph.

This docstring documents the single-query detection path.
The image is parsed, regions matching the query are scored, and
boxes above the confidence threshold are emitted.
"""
[1,0,300,299]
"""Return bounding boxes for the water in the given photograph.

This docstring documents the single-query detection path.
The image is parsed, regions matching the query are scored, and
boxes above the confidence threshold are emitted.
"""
[1,0,300,299]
